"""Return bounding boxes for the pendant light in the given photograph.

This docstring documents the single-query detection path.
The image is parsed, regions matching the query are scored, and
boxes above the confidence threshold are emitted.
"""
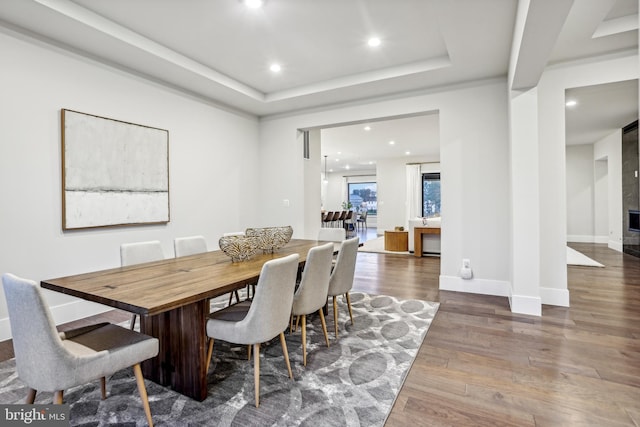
[323,155,329,183]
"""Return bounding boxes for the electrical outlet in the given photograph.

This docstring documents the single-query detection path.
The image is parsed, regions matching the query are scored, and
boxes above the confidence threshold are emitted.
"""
[283,199,290,207]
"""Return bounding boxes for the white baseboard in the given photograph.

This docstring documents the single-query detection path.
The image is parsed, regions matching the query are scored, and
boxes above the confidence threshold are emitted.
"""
[567,235,594,243]
[540,286,570,307]
[508,293,542,316]
[567,234,608,244]
[439,275,510,297]
[439,276,570,316]
[0,300,111,342]
[609,240,623,252]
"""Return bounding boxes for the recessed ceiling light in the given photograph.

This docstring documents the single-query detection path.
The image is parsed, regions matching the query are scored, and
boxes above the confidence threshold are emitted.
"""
[337,151,342,155]
[389,140,395,145]
[405,151,411,155]
[566,100,577,107]
[335,158,340,162]
[270,63,281,72]
[368,37,381,47]
[345,165,351,170]
[364,126,371,131]
[244,0,263,8]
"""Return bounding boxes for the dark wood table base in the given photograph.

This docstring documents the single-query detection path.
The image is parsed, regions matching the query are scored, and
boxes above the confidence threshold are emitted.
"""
[140,300,209,401]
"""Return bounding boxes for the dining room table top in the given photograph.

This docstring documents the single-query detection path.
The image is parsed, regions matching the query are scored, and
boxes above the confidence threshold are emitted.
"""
[41,239,335,317]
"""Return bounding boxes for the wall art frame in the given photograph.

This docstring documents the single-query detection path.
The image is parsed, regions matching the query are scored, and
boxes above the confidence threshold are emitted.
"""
[61,109,170,230]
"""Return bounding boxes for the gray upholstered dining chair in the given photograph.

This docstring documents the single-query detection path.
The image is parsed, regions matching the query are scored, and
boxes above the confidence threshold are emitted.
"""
[291,242,334,366]
[174,235,207,257]
[120,240,164,330]
[327,236,359,338]
[205,253,299,408]
[2,273,159,426]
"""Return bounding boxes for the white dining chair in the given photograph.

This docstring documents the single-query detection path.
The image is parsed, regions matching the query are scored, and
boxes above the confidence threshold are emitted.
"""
[174,235,207,257]
[205,254,299,407]
[2,273,159,426]
[318,227,346,242]
[120,240,164,330]
[327,237,359,338]
[291,242,334,365]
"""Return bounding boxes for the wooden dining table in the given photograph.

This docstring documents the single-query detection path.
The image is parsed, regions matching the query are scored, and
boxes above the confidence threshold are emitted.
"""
[40,239,332,401]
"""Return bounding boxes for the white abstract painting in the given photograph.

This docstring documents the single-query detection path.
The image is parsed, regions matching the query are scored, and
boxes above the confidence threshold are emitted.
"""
[62,109,169,229]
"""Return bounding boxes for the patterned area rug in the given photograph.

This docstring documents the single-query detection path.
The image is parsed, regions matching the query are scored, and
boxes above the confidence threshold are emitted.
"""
[0,293,439,426]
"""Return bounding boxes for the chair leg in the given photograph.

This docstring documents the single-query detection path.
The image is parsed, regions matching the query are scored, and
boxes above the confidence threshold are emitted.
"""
[248,345,252,361]
[333,296,339,338]
[318,309,330,347]
[301,314,307,366]
[206,338,214,371]
[345,292,354,325]
[130,314,137,330]
[234,290,240,303]
[253,343,260,408]
[279,332,293,379]
[133,363,154,427]
[53,390,63,404]
[25,388,37,404]
[100,377,107,400]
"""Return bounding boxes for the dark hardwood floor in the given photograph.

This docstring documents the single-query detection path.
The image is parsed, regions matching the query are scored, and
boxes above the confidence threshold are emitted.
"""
[2,234,639,426]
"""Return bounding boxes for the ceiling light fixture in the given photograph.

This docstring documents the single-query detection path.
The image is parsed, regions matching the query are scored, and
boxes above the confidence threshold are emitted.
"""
[405,151,411,155]
[368,37,381,47]
[270,63,281,72]
[364,126,371,131]
[389,140,395,145]
[244,0,264,9]
[565,100,577,107]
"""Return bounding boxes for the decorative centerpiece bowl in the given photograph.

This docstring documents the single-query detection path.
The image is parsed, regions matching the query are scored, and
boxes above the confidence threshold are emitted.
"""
[245,225,293,253]
[218,235,260,262]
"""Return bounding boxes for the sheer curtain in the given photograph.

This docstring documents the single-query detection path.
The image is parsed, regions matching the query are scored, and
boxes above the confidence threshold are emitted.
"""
[406,164,422,220]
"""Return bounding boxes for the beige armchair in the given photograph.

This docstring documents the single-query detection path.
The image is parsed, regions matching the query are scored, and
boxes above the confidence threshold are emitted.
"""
[2,273,159,426]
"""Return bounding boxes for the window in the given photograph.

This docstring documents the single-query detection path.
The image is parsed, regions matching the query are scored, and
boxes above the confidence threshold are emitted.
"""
[422,173,440,217]
[348,182,377,214]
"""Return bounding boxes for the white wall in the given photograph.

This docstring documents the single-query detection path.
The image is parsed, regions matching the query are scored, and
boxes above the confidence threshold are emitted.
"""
[537,52,637,300]
[376,156,438,232]
[566,144,595,242]
[304,129,322,239]
[259,79,511,297]
[0,31,260,340]
[594,129,623,251]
